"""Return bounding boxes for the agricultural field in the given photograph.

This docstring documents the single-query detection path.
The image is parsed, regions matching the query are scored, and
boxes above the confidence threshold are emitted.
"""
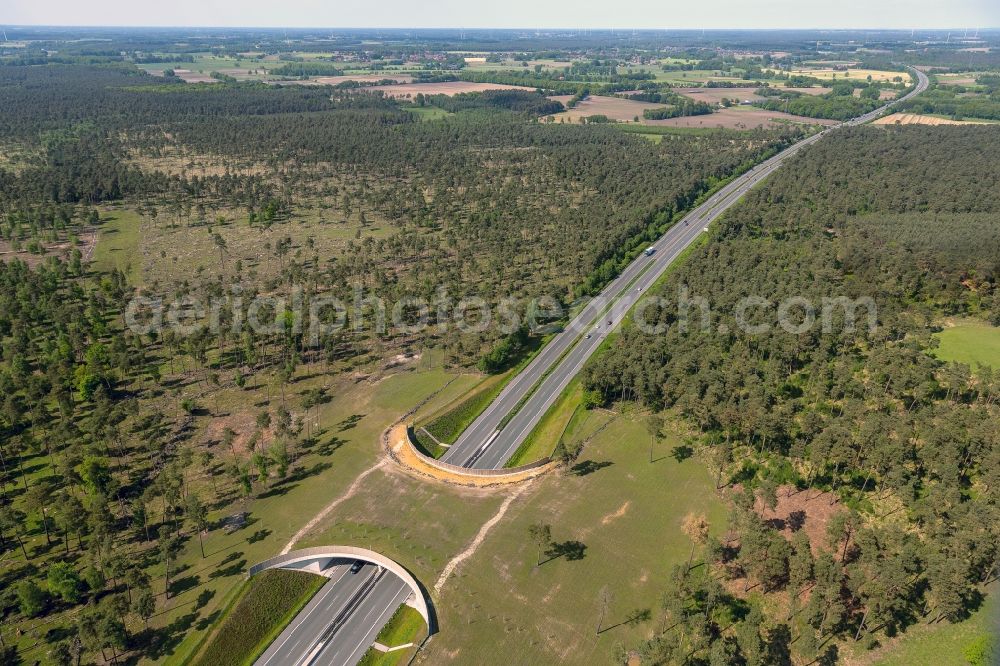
[544,94,665,122]
[901,71,1000,121]
[462,58,573,72]
[375,80,534,97]
[768,67,905,82]
[310,73,413,86]
[675,86,831,104]
[873,112,997,125]
[544,93,836,127]
[674,86,767,104]
[935,71,999,87]
[138,54,272,81]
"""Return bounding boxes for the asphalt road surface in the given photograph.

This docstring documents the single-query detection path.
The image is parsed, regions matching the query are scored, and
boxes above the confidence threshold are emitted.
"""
[442,67,929,470]
[255,563,410,666]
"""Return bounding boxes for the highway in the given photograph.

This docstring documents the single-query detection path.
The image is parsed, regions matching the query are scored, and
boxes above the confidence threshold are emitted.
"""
[255,563,410,666]
[442,67,929,470]
[257,69,929,666]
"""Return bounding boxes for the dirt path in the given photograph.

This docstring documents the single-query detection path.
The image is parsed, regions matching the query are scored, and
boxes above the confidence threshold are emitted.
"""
[433,482,531,594]
[280,459,387,554]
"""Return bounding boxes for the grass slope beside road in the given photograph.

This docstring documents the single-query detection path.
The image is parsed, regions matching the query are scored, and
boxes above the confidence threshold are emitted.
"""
[191,569,325,666]
[417,335,552,452]
[357,604,429,665]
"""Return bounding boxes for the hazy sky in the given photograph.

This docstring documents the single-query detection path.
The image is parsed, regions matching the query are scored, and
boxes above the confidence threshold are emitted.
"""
[3,0,999,30]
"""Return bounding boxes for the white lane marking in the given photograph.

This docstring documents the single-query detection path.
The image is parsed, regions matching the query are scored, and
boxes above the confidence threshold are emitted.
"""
[299,568,383,666]
[258,567,350,666]
[333,583,411,666]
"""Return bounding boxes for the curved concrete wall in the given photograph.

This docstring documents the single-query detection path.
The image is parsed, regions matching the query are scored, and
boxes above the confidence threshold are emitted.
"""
[249,545,435,633]
[405,426,554,477]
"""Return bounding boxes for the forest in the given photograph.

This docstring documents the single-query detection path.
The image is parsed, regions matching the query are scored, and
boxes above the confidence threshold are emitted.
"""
[583,125,1000,664]
[0,57,801,664]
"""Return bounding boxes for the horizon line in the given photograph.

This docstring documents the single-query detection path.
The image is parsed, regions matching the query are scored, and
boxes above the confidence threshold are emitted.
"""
[3,24,999,33]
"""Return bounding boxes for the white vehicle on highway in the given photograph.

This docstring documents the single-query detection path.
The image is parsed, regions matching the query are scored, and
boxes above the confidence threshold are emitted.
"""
[644,247,655,256]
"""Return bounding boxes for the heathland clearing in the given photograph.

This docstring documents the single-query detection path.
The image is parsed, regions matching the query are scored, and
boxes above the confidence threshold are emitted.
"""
[934,319,1000,369]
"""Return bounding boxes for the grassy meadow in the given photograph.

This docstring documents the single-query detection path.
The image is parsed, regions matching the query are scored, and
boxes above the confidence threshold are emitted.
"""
[934,320,1000,369]
[418,413,728,665]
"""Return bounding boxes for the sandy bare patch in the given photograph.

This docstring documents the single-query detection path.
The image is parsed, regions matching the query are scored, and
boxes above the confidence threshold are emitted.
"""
[377,81,533,98]
[753,485,844,555]
[600,500,631,525]
[873,112,993,126]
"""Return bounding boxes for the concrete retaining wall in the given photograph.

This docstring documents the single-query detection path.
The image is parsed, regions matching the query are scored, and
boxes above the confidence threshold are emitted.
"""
[406,426,552,477]
[249,545,435,633]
